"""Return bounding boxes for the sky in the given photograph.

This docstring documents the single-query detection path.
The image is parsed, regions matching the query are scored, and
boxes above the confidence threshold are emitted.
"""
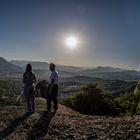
[0,0,140,70]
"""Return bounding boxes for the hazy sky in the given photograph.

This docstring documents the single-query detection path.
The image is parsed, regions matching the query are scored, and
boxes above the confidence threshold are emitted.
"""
[0,0,140,69]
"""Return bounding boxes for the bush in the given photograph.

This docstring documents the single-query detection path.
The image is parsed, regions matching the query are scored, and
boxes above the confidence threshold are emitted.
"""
[114,92,138,116]
[62,83,118,116]
[0,96,21,106]
[62,83,140,116]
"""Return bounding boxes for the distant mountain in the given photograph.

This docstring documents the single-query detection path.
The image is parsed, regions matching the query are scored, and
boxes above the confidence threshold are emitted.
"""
[10,60,84,72]
[10,60,126,73]
[81,66,125,74]
[10,60,29,68]
[8,59,139,80]
[79,66,139,80]
[0,57,23,73]
[10,60,126,72]
[10,60,49,70]
[57,65,84,72]
[11,60,81,77]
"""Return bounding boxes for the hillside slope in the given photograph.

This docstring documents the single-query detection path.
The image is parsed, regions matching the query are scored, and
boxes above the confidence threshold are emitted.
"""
[0,98,140,140]
[0,57,22,73]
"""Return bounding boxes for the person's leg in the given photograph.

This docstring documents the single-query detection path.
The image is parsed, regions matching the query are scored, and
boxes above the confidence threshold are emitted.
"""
[47,94,52,111]
[26,95,31,112]
[52,95,58,111]
[52,85,58,111]
[31,92,35,111]
[47,85,51,111]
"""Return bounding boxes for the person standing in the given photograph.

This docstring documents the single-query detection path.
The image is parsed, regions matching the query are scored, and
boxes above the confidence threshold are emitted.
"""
[23,64,36,114]
[47,63,59,113]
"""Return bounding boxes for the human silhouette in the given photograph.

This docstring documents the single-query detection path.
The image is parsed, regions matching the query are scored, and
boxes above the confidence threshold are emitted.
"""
[23,64,36,114]
[47,63,59,113]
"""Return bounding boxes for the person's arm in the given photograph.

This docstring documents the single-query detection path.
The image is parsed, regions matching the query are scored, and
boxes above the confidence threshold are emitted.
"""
[49,79,55,94]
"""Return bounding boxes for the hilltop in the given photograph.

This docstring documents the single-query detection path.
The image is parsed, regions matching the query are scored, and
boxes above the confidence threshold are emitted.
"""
[0,98,140,140]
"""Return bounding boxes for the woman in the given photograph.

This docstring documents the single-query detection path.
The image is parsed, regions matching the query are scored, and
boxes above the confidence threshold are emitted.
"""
[23,64,36,113]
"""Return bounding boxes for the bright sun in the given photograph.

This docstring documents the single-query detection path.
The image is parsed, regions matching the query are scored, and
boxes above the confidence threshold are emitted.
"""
[66,36,77,49]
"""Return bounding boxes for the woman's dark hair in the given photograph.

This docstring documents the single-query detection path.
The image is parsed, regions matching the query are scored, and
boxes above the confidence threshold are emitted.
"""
[26,64,32,74]
[50,63,55,68]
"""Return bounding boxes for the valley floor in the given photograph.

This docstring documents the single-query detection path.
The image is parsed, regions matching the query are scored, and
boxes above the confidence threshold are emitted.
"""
[0,98,140,140]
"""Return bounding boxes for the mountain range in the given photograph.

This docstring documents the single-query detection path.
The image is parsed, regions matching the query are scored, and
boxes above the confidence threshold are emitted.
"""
[0,57,22,74]
[0,57,139,80]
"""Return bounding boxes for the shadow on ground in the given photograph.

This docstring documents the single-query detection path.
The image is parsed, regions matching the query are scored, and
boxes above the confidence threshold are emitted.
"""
[27,111,55,140]
[0,113,31,139]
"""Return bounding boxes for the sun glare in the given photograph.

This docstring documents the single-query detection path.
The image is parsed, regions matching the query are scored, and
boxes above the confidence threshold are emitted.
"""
[66,36,77,49]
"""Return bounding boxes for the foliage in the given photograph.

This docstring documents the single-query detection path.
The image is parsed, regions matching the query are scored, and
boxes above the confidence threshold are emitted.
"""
[1,78,140,116]
[62,83,119,115]
[0,95,21,106]
[0,79,22,106]
[114,92,138,116]
[62,83,140,116]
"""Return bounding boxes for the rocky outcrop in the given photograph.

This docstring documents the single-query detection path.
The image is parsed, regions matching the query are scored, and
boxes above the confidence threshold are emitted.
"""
[0,98,140,140]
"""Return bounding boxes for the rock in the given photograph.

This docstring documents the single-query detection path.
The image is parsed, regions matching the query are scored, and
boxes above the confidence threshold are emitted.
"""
[137,135,140,140]
[87,135,98,140]
[1,100,140,140]
[53,129,60,135]
[66,134,75,139]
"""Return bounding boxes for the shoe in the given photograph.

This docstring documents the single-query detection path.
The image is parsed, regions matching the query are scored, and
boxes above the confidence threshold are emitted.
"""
[46,110,51,114]
[26,111,32,115]
[52,109,57,114]
[31,110,35,113]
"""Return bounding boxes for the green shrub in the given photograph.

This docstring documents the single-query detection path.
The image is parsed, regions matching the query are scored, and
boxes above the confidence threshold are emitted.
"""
[0,96,21,106]
[62,83,118,116]
[114,92,138,116]
[62,83,140,116]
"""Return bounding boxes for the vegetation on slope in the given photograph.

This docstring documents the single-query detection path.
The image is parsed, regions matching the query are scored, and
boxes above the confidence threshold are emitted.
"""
[0,79,22,106]
[61,83,140,116]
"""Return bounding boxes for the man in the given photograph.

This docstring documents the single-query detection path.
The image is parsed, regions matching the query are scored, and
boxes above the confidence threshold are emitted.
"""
[35,80,48,99]
[47,63,59,113]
